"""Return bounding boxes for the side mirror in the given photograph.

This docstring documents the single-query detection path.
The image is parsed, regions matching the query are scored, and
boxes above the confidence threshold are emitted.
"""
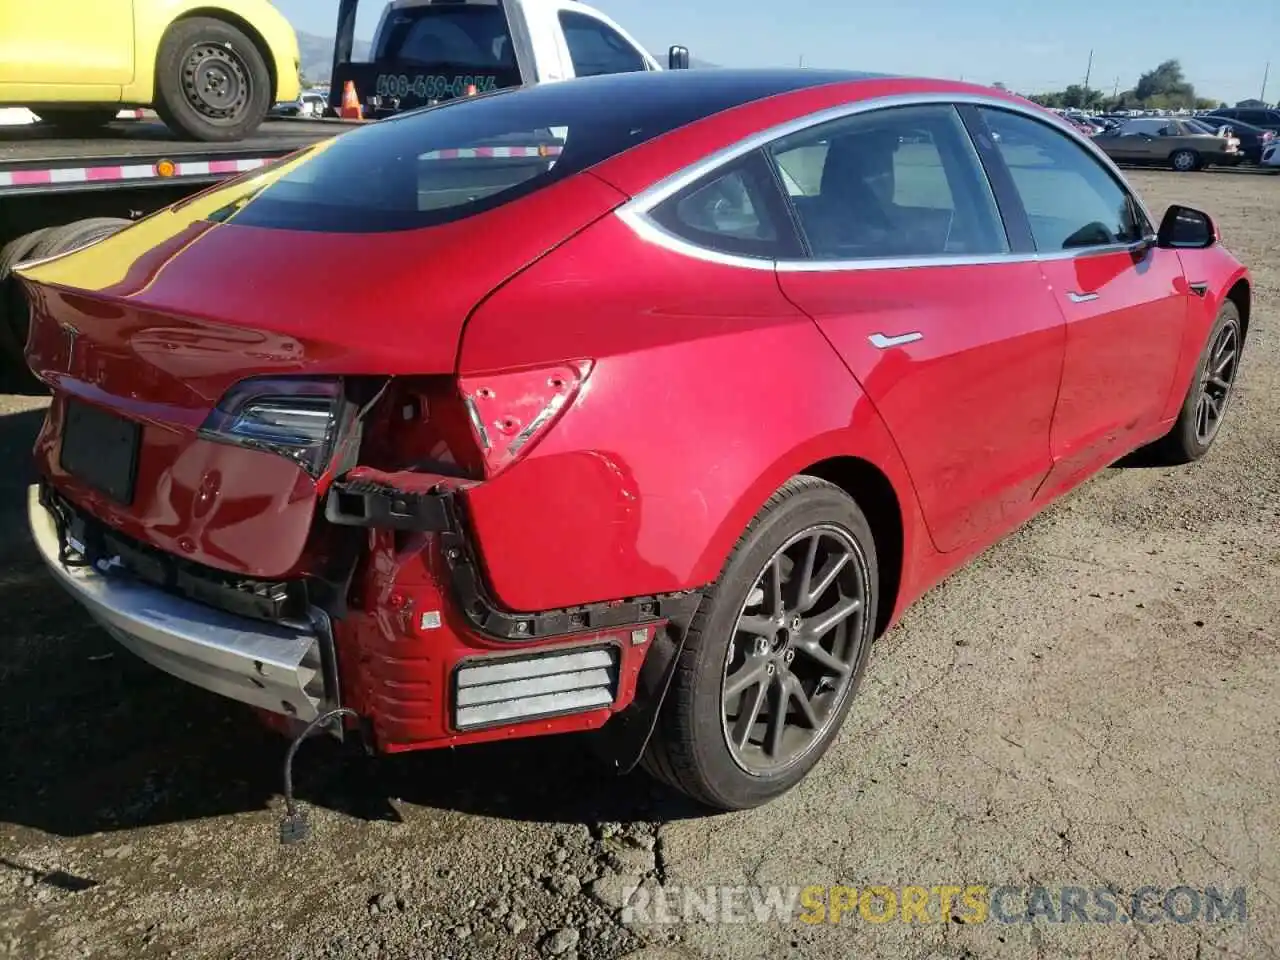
[1157,205,1217,249]
[668,45,690,70]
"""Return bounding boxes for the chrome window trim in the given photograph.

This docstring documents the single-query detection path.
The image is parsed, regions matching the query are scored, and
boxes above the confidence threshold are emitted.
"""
[614,90,1160,273]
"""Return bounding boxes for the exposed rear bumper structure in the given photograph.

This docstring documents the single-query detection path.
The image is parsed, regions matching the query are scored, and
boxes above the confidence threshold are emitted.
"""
[27,484,333,722]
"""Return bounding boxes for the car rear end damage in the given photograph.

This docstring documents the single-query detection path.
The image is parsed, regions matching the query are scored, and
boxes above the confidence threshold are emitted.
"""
[29,483,338,724]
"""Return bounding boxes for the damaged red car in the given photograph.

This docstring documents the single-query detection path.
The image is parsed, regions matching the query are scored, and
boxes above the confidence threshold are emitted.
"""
[20,69,1251,812]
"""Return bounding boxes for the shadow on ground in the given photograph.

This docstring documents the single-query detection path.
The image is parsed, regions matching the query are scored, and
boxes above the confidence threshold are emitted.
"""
[0,405,706,842]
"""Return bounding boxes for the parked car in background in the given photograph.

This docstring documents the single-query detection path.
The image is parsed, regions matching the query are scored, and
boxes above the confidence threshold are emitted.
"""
[1262,140,1280,171]
[270,92,328,119]
[1093,117,1241,171]
[1188,116,1274,165]
[19,71,1252,811]
[1208,107,1280,135]
[0,0,302,141]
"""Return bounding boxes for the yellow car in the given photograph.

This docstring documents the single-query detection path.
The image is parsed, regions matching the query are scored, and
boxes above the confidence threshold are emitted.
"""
[0,0,301,141]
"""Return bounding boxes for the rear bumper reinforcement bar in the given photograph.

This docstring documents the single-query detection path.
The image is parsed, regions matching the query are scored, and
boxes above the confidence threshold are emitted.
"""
[325,472,703,642]
[28,483,335,722]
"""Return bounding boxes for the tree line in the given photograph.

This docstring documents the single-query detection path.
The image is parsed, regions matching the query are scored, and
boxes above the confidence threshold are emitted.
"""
[1008,60,1224,112]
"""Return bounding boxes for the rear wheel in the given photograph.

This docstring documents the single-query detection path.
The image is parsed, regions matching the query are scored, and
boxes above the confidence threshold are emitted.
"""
[642,476,878,810]
[1171,149,1200,172]
[154,17,271,142]
[1145,300,1243,464]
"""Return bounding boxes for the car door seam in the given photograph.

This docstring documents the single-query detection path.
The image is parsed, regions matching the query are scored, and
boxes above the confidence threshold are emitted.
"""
[771,267,943,553]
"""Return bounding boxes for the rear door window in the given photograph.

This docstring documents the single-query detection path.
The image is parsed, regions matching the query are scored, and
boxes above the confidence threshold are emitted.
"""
[558,11,648,77]
[768,103,1009,260]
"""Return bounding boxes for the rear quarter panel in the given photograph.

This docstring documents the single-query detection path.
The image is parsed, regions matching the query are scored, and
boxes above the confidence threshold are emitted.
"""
[456,215,929,617]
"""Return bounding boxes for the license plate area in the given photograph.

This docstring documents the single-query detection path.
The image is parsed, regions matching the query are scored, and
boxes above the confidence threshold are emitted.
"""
[59,399,140,504]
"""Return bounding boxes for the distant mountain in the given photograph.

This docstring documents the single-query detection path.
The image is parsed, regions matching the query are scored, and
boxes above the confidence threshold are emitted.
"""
[298,31,371,85]
[297,29,715,84]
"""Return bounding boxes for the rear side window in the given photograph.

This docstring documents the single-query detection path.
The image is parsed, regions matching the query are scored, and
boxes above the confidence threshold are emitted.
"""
[768,104,1008,260]
[559,11,648,77]
[979,107,1144,251]
[648,151,800,260]
[373,6,515,69]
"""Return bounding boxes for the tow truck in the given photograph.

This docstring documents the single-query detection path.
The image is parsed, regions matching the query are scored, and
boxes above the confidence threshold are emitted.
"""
[0,0,688,375]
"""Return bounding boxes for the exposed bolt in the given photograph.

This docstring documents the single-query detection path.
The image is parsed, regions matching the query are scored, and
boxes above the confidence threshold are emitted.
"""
[446,548,460,561]
[754,637,769,656]
[514,621,529,635]
[784,649,795,664]
[766,663,775,675]
[791,616,803,632]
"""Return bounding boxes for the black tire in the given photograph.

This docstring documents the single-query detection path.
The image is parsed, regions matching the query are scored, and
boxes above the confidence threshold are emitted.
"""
[0,219,129,370]
[36,108,120,132]
[1145,299,1243,465]
[1170,149,1200,172]
[153,17,272,142]
[0,228,54,367]
[642,476,879,810]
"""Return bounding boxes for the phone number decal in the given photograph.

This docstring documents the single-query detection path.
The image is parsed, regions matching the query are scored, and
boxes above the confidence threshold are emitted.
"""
[375,74,498,99]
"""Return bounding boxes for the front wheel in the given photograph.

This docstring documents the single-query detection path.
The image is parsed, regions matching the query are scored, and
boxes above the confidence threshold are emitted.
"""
[1171,149,1201,172]
[1145,300,1243,464]
[642,476,878,810]
[153,17,271,142]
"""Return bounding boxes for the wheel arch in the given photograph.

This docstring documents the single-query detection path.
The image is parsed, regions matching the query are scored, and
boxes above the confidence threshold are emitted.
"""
[798,457,904,639]
[1225,276,1251,345]
[158,8,280,104]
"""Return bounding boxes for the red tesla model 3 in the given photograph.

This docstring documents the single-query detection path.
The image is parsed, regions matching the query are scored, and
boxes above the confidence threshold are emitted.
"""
[19,69,1251,810]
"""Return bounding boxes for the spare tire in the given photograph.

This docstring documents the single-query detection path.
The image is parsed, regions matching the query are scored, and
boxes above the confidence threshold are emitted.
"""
[0,227,54,366]
[0,218,130,372]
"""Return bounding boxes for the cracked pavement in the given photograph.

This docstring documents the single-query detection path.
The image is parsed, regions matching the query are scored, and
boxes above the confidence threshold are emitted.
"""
[1,169,1278,960]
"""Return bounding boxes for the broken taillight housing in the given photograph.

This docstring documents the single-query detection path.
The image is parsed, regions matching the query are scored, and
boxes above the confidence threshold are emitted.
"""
[199,376,343,477]
[458,361,592,476]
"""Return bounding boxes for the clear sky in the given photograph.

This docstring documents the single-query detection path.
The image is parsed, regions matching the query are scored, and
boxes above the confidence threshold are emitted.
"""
[272,0,1277,106]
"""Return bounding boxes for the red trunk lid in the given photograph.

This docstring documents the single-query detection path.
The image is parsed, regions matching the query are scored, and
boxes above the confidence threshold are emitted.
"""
[19,170,625,578]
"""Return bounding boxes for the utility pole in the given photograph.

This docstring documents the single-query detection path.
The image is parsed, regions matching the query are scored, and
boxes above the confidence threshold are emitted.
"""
[798,53,804,68]
[1263,61,1271,104]
[1113,76,1120,98]
[1083,49,1093,92]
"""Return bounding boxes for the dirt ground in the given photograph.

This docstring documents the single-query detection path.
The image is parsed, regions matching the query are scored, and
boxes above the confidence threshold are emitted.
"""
[1,168,1278,960]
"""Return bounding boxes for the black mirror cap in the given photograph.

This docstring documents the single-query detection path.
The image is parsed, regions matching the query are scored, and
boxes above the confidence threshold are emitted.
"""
[1157,204,1218,249]
[668,45,690,70]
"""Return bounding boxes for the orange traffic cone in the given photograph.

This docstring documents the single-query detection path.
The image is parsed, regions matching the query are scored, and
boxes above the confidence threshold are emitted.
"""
[339,80,363,120]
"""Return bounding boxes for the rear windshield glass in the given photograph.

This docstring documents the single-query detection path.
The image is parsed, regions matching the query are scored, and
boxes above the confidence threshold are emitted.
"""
[373,5,515,70]
[222,72,834,234]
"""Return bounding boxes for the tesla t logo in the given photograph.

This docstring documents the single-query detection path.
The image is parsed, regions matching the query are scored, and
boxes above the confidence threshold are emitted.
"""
[60,322,79,370]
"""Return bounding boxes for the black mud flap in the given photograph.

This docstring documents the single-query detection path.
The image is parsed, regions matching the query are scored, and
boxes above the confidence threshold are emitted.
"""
[586,609,695,775]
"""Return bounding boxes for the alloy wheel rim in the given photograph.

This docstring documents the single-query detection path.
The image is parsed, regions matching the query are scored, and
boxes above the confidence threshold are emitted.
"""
[1196,321,1240,445]
[720,524,870,776]
[1174,152,1195,170]
[183,43,250,121]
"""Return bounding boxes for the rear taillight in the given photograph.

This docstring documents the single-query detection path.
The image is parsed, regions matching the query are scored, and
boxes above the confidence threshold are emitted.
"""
[199,376,343,477]
[458,361,592,476]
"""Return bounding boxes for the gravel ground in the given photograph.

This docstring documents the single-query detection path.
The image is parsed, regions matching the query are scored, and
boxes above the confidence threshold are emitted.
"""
[1,168,1278,960]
